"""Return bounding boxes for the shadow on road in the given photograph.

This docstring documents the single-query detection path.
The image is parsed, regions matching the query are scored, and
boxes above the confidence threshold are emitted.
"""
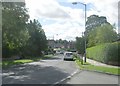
[2,62,70,84]
[43,57,62,60]
[42,55,63,60]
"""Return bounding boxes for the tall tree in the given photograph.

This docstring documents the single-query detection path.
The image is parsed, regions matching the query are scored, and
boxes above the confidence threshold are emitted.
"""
[85,15,110,47]
[75,37,85,55]
[25,19,47,56]
[95,24,117,44]
[86,15,110,34]
[87,23,118,47]
[86,15,118,47]
[2,2,29,57]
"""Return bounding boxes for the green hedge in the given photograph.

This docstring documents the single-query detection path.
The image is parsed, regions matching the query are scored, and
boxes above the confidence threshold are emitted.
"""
[86,42,120,66]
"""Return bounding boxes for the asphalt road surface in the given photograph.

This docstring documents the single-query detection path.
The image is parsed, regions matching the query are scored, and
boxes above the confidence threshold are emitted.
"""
[62,70,119,84]
[2,54,78,84]
[2,54,119,84]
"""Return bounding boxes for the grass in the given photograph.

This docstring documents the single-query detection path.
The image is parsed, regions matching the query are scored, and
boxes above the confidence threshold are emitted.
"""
[2,59,33,68]
[75,59,120,75]
[2,54,53,68]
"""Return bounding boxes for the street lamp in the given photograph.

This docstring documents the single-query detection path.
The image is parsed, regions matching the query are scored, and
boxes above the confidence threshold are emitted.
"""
[72,2,87,62]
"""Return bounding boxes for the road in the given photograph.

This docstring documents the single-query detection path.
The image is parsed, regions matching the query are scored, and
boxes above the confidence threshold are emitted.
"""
[62,70,119,84]
[2,54,78,84]
[2,54,119,84]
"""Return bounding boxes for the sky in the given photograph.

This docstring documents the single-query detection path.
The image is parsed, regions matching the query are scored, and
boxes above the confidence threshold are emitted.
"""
[25,0,119,41]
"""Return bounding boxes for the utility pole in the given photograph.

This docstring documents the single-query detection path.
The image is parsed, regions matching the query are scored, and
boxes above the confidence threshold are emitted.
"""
[72,2,87,62]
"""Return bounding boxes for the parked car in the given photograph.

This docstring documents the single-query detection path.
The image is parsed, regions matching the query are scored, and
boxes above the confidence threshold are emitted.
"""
[63,52,74,60]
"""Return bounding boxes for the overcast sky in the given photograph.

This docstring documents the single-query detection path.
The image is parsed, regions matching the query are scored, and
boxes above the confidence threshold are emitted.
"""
[25,0,119,41]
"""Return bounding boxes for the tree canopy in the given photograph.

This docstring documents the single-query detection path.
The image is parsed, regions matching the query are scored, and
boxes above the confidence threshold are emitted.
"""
[85,15,118,47]
[86,15,110,35]
[75,15,118,54]
[2,2,48,58]
[87,23,118,47]
[75,37,85,55]
[2,2,30,57]
[25,19,47,56]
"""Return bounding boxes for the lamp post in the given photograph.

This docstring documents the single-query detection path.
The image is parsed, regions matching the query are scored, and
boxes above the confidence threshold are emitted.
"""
[72,2,87,62]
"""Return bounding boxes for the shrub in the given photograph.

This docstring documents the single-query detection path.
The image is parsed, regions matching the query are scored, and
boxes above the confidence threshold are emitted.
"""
[86,42,119,66]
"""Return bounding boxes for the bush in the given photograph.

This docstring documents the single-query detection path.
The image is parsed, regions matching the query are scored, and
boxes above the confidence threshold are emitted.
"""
[86,42,119,66]
[2,45,19,58]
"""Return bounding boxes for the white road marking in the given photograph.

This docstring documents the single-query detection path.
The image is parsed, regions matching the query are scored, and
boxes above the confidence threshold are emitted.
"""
[53,69,79,85]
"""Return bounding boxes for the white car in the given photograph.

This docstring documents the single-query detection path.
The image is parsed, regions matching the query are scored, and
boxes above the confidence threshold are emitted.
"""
[63,52,73,60]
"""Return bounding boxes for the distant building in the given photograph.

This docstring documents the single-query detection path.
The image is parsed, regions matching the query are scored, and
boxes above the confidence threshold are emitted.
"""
[48,40,55,48]
[67,41,76,50]
[47,40,76,50]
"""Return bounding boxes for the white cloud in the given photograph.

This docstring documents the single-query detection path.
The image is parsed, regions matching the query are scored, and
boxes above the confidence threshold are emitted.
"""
[67,0,118,24]
[25,0,119,40]
[25,0,70,19]
[43,21,84,40]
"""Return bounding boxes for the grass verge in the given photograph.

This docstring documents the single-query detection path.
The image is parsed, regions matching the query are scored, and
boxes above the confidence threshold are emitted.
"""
[2,54,53,68]
[75,59,120,75]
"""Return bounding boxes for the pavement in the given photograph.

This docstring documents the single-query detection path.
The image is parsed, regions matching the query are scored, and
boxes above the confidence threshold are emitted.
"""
[86,58,119,68]
[78,54,119,68]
